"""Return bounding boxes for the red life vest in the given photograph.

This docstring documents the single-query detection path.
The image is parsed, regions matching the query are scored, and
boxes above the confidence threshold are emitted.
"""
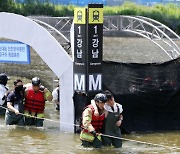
[83,105,105,133]
[24,86,45,113]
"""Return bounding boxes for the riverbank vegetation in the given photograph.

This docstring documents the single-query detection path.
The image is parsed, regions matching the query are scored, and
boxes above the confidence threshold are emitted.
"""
[0,1,180,34]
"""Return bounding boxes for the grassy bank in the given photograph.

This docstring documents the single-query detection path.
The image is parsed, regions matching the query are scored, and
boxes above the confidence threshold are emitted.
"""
[104,3,180,34]
[0,1,180,34]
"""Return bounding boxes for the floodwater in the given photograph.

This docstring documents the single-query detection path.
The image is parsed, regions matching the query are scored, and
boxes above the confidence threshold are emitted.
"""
[0,102,180,154]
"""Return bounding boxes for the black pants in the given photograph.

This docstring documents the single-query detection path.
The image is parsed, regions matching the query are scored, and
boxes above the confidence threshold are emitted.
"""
[25,117,44,127]
[102,130,122,148]
[5,114,24,126]
[102,136,122,148]
[82,137,102,148]
[0,105,6,115]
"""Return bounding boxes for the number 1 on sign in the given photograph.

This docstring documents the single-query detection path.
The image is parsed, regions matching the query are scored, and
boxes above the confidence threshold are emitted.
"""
[94,25,97,34]
[78,26,81,34]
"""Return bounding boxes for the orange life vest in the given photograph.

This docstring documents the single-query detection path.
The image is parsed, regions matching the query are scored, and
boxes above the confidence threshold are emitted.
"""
[83,105,105,133]
[24,86,45,113]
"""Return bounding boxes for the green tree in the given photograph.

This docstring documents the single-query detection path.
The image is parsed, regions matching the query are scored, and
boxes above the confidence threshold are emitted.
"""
[0,0,16,12]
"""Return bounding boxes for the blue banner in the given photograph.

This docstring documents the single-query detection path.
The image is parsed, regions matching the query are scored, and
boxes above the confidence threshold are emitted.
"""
[0,42,30,64]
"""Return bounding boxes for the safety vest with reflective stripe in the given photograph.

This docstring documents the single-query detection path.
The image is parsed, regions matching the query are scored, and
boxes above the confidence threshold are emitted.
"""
[80,105,105,142]
[24,86,45,114]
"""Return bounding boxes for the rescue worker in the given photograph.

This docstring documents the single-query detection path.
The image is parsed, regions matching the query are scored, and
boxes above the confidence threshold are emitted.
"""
[0,73,9,115]
[92,90,123,148]
[24,77,53,127]
[5,79,25,126]
[52,85,60,111]
[80,93,107,148]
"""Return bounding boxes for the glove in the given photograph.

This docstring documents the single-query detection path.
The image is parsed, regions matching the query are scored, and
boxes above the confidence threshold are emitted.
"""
[39,85,45,91]
[90,130,97,137]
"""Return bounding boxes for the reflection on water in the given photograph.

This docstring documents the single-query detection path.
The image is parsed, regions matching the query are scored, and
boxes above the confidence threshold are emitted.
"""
[0,102,179,154]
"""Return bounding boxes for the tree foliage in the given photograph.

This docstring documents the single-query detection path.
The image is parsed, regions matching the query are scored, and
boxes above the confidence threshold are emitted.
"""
[0,1,179,34]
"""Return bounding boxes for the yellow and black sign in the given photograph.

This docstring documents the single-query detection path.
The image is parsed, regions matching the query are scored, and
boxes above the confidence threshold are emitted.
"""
[73,4,104,95]
[74,8,86,24]
[74,7,87,93]
[87,4,103,94]
[88,8,103,24]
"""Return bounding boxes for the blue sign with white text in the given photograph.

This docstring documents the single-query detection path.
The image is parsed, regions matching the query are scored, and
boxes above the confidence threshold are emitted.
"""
[0,42,30,64]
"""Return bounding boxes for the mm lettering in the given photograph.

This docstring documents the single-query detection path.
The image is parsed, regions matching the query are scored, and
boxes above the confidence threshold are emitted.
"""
[74,74,85,91]
[89,74,102,91]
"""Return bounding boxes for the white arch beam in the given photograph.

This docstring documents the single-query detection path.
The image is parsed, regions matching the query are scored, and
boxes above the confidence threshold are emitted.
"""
[31,18,70,43]
[136,16,180,40]
[121,16,180,59]
[31,16,180,61]
[32,19,71,54]
[0,12,74,132]
[103,15,180,60]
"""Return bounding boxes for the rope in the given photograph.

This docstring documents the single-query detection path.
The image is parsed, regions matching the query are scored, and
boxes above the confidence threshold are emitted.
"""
[0,105,180,151]
[0,105,80,126]
[100,134,180,150]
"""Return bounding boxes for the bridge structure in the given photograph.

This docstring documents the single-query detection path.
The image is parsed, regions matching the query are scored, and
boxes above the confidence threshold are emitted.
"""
[29,15,180,61]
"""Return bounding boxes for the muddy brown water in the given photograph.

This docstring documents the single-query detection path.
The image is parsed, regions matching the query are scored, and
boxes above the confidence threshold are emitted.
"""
[0,102,179,154]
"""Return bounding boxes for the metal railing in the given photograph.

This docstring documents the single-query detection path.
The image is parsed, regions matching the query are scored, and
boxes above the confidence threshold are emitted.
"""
[29,15,180,60]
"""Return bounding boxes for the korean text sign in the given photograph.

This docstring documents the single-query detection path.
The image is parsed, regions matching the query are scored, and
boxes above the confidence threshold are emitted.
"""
[0,42,30,64]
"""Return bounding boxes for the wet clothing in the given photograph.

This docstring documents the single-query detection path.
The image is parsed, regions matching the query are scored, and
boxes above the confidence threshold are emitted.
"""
[5,90,24,126]
[24,86,45,113]
[104,103,123,113]
[81,137,102,148]
[0,84,8,115]
[80,104,105,148]
[24,86,46,127]
[102,102,123,148]
[87,106,104,133]
[24,117,44,127]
